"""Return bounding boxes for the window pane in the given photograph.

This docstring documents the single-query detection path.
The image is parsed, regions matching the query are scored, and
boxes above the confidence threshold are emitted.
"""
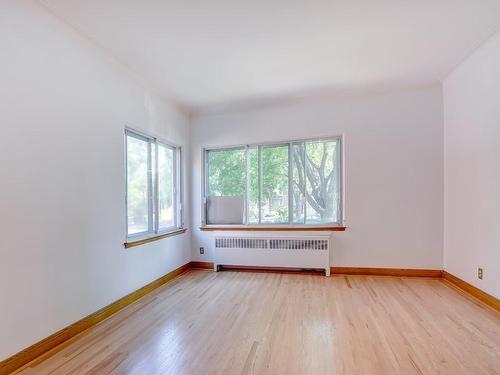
[151,143,156,227]
[261,145,288,224]
[127,135,149,235]
[292,143,306,224]
[305,140,340,224]
[158,144,174,229]
[207,148,245,224]
[247,147,259,224]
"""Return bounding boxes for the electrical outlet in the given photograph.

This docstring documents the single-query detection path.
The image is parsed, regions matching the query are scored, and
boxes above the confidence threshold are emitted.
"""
[478,267,483,280]
[200,247,205,255]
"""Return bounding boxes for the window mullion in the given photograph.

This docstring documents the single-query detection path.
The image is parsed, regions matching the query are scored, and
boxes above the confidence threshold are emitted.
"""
[288,143,293,224]
[156,141,160,233]
[147,140,154,234]
[180,148,183,228]
[174,147,178,228]
[258,145,262,225]
[203,149,209,226]
[125,134,129,238]
[336,140,342,224]
[177,147,182,228]
[303,141,307,224]
[244,146,249,225]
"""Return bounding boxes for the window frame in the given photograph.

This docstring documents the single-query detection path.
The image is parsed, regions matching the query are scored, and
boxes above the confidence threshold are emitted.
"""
[125,128,183,242]
[201,135,344,228]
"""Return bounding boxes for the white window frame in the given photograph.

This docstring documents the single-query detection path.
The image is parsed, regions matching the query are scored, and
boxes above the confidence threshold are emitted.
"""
[125,128,183,240]
[201,135,343,227]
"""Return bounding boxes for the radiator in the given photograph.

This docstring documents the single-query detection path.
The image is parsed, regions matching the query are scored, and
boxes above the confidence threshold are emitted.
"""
[213,233,331,276]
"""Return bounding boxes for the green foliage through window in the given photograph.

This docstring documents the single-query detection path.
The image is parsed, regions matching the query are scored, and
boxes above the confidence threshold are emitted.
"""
[126,129,181,237]
[205,137,341,225]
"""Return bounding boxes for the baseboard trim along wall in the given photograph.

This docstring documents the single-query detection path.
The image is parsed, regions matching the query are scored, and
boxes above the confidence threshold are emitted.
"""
[331,267,443,278]
[2,264,497,374]
[190,261,214,270]
[193,262,443,277]
[443,271,500,312]
[0,262,193,375]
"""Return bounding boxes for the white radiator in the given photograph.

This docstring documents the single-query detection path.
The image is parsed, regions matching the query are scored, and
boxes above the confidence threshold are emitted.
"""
[213,232,331,276]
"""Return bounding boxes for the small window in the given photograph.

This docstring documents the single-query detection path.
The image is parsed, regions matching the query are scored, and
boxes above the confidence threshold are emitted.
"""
[202,137,342,226]
[126,129,182,239]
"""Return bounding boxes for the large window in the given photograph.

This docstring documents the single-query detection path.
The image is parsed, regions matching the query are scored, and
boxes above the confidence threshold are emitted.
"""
[126,129,182,239]
[203,137,342,226]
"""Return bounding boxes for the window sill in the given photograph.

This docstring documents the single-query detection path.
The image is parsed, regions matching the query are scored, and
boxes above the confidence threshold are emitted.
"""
[124,228,187,248]
[199,225,346,232]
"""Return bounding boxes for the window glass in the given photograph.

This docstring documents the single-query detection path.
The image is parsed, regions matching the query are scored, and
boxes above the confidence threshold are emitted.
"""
[304,140,339,224]
[206,148,245,224]
[203,137,341,226]
[261,145,289,224]
[158,144,175,229]
[292,143,306,224]
[126,129,182,239]
[247,147,259,224]
[127,135,150,235]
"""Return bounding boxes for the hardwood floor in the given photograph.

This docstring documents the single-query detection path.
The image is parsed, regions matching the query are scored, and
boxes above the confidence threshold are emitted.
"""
[14,270,500,375]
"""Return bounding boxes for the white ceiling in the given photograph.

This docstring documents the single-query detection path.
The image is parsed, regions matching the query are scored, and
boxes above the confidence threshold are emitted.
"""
[41,0,500,112]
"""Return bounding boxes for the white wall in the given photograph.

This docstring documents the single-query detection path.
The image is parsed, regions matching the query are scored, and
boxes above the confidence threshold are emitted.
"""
[0,1,191,360]
[443,30,500,298]
[191,87,444,269]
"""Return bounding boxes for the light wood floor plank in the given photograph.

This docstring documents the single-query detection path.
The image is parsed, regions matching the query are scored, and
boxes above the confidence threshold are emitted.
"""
[14,270,500,375]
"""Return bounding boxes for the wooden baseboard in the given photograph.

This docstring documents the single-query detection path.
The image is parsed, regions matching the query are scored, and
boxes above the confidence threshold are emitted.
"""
[331,267,443,278]
[190,261,214,269]
[0,262,192,375]
[219,265,325,275]
[190,263,443,278]
[443,271,500,312]
[192,262,327,274]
